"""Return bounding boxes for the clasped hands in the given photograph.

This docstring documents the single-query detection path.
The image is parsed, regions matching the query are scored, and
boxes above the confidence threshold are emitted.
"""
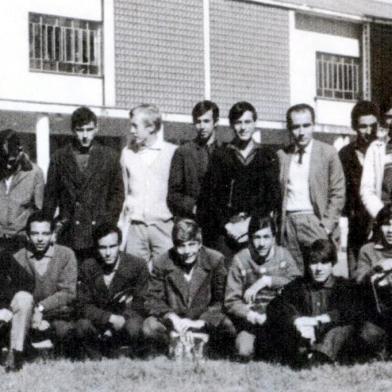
[31,307,50,331]
[167,313,205,335]
[294,314,331,344]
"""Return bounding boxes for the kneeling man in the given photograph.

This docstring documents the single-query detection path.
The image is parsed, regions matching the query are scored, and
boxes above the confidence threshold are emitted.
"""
[143,218,235,358]
[268,239,361,367]
[13,211,77,356]
[76,223,149,359]
[225,214,300,361]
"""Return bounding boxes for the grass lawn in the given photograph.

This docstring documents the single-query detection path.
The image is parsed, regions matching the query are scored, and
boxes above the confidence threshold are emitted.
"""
[2,356,392,392]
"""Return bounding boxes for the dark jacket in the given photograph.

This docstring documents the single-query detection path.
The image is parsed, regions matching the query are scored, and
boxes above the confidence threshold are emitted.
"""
[339,142,370,242]
[267,276,363,336]
[78,253,149,326]
[167,138,219,219]
[43,142,123,250]
[197,143,281,245]
[0,252,35,308]
[145,246,227,327]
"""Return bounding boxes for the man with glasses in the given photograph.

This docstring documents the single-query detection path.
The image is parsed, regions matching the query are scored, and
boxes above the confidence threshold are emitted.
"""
[339,101,379,277]
[277,103,345,273]
[361,98,392,221]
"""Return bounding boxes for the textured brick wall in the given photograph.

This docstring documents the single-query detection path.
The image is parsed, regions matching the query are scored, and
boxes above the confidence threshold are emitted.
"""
[115,0,204,114]
[210,0,290,121]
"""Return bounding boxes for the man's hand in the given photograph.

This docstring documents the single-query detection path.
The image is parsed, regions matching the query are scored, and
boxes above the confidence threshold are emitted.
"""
[167,313,195,334]
[246,311,267,325]
[0,309,13,323]
[294,316,318,343]
[32,307,44,329]
[109,314,126,331]
[225,216,250,243]
[380,258,392,272]
[188,319,206,330]
[316,314,331,324]
[244,276,272,304]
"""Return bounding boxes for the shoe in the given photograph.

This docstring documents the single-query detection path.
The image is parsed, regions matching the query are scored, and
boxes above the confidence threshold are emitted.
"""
[5,350,24,372]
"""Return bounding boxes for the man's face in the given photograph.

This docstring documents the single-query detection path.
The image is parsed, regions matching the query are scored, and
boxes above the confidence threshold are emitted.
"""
[356,114,378,145]
[381,220,392,247]
[384,108,392,130]
[73,121,98,149]
[97,232,120,266]
[129,111,156,147]
[288,110,314,148]
[232,111,256,142]
[195,110,217,142]
[28,221,53,254]
[309,261,333,284]
[251,227,275,258]
[175,240,202,264]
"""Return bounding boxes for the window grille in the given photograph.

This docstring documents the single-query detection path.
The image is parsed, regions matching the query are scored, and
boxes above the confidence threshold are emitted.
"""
[29,13,102,76]
[316,52,360,100]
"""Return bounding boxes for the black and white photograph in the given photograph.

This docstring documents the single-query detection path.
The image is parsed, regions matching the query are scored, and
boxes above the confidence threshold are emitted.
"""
[1,0,392,391]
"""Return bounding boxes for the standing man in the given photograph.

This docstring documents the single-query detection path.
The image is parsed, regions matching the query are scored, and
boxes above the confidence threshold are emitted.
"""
[0,129,44,253]
[278,103,345,273]
[198,101,281,260]
[118,104,177,263]
[339,101,379,276]
[12,211,77,356]
[43,106,123,264]
[76,223,149,359]
[168,100,220,219]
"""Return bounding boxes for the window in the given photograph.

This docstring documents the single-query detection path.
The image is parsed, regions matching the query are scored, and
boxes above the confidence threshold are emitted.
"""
[29,13,102,76]
[316,52,360,100]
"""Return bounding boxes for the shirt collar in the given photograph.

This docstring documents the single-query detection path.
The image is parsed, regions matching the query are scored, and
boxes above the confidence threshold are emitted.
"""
[27,244,54,261]
[294,139,313,154]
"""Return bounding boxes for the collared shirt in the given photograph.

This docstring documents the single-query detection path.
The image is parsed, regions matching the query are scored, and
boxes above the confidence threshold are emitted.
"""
[103,259,120,288]
[72,145,91,173]
[309,275,336,316]
[27,245,54,277]
[120,137,177,224]
[227,139,259,166]
[4,176,13,195]
[286,140,314,212]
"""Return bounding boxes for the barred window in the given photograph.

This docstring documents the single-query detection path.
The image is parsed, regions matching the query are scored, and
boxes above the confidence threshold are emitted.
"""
[316,52,360,100]
[29,13,102,76]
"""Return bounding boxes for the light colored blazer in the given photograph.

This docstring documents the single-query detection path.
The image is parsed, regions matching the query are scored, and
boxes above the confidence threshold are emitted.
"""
[360,139,386,218]
[277,140,345,243]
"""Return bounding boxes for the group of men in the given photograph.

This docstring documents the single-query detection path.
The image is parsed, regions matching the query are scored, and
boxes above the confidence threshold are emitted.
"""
[1,98,392,371]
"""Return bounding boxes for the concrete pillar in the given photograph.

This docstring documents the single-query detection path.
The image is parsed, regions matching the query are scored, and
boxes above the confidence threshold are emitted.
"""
[36,115,50,181]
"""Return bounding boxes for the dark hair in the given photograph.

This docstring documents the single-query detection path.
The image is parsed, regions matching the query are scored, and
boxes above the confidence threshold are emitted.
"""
[129,104,162,132]
[172,218,202,246]
[71,106,97,130]
[228,101,257,127]
[351,100,380,130]
[192,100,219,124]
[373,204,392,244]
[26,211,55,234]
[286,103,315,130]
[306,239,337,266]
[93,223,122,247]
[380,96,392,116]
[248,214,276,238]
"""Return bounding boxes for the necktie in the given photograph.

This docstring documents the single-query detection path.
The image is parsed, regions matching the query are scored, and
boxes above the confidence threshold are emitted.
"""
[297,146,305,164]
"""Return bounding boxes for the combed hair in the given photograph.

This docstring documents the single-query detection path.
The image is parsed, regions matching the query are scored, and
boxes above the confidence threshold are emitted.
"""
[351,100,380,130]
[26,211,55,234]
[192,100,219,123]
[248,214,276,238]
[93,222,122,246]
[306,239,337,266]
[71,106,97,130]
[228,101,257,126]
[373,203,392,244]
[129,104,162,132]
[172,218,202,245]
[286,103,315,130]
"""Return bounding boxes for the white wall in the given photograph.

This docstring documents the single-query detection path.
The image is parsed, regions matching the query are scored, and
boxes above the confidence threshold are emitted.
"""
[289,12,360,127]
[0,0,103,106]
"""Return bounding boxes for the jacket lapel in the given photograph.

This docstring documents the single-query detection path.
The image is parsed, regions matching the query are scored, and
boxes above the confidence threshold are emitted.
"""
[60,144,84,188]
[187,249,211,307]
[9,169,30,191]
[83,144,104,187]
[308,140,319,206]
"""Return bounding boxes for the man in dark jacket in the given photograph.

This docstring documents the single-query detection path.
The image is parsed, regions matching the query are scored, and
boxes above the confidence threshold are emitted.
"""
[43,106,123,264]
[76,223,149,359]
[143,218,235,357]
[197,101,280,260]
[0,253,35,371]
[339,101,379,276]
[268,239,361,367]
[167,100,221,219]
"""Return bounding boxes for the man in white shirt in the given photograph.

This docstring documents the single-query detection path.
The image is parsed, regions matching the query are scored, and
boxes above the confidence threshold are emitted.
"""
[277,104,345,273]
[118,104,177,263]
